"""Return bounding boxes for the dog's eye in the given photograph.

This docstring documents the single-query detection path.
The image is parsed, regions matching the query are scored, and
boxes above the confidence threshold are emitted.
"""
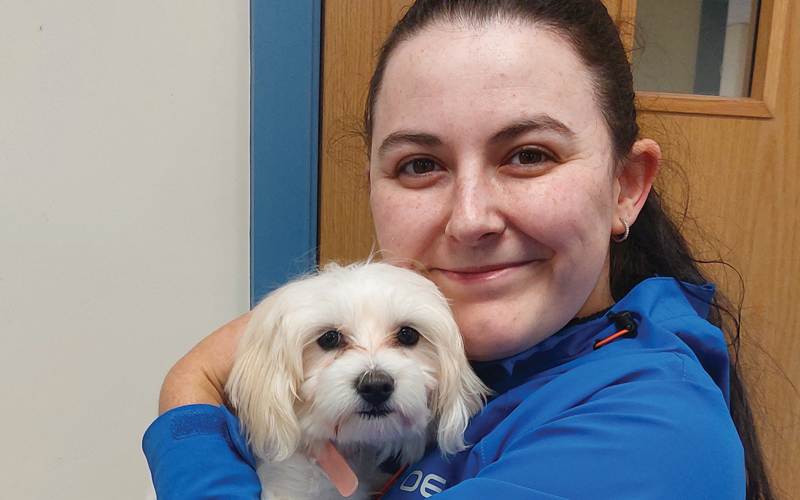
[397,326,420,346]
[317,330,345,350]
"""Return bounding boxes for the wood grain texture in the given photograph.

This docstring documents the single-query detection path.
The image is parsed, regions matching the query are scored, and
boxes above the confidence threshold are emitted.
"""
[750,0,789,111]
[319,0,411,264]
[601,0,623,18]
[637,0,800,492]
[635,92,773,118]
[614,0,637,52]
[319,1,800,495]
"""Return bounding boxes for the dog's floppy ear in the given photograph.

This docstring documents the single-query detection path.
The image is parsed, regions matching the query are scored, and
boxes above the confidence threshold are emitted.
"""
[226,289,304,462]
[430,316,488,456]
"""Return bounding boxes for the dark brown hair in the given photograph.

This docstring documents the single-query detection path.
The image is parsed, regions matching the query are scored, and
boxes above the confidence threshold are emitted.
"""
[363,1,775,499]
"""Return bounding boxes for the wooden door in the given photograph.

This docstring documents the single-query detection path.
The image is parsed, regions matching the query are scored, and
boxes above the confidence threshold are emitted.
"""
[319,0,799,496]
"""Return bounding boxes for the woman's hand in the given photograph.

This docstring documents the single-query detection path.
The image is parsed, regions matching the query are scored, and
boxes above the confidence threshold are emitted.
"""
[158,312,252,414]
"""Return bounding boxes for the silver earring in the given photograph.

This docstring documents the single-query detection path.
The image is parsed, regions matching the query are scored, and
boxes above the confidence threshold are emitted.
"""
[612,217,629,243]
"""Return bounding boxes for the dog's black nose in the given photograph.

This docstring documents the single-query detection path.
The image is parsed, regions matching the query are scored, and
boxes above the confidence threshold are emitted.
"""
[356,371,395,407]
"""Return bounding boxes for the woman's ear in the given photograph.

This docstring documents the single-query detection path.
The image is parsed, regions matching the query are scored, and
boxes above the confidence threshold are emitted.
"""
[613,139,661,234]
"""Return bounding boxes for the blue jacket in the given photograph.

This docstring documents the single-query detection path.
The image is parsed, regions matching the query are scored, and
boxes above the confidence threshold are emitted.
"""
[143,278,745,499]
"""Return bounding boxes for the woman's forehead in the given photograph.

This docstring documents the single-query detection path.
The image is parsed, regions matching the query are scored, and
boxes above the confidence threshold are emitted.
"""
[372,22,604,147]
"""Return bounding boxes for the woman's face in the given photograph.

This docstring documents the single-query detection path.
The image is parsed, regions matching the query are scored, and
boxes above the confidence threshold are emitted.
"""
[369,23,624,361]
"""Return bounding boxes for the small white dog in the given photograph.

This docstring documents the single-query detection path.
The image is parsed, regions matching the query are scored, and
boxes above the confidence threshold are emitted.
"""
[226,261,487,500]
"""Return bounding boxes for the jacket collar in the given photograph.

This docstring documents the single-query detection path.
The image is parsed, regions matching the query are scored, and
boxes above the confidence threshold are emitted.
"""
[472,278,718,392]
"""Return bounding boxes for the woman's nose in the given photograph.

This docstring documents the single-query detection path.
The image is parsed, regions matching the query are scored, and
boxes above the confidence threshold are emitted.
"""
[444,174,505,246]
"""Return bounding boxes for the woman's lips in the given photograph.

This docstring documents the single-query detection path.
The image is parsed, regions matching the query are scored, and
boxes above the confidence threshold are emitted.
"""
[433,261,535,284]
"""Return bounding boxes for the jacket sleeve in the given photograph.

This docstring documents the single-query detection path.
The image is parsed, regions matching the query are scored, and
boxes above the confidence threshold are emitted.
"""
[142,404,261,500]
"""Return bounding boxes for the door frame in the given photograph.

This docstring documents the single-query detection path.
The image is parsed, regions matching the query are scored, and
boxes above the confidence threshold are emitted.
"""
[250,0,323,306]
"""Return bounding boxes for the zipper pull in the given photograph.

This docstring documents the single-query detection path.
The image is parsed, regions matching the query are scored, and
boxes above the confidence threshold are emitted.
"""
[593,311,638,350]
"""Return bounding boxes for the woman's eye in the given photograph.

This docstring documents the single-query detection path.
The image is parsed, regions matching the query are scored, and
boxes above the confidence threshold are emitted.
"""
[396,326,420,346]
[510,149,549,165]
[399,158,440,176]
[317,330,345,350]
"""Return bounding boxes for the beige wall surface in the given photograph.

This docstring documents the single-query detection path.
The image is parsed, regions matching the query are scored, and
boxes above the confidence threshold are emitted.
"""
[0,1,250,498]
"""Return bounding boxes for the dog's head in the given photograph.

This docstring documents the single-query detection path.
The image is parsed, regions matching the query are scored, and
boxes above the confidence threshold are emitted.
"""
[226,261,487,465]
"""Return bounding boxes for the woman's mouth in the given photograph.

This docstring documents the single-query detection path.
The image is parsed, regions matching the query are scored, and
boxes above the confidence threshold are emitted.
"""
[433,261,535,284]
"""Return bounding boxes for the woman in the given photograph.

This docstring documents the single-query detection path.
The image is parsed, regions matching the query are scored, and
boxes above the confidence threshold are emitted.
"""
[145,1,774,498]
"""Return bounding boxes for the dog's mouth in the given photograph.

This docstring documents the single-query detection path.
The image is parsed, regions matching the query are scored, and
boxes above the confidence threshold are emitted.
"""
[357,407,394,419]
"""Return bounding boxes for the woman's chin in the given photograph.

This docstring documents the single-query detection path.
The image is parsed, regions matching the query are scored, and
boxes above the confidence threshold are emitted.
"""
[453,295,573,361]
[458,316,544,362]
[464,338,526,362]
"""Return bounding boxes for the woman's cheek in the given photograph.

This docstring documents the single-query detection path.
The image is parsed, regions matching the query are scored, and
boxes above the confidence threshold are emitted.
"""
[371,187,434,258]
[525,183,612,277]
[371,198,398,251]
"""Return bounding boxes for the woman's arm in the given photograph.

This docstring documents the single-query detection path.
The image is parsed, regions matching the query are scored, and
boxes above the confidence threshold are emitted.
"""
[144,313,262,500]
[158,312,251,414]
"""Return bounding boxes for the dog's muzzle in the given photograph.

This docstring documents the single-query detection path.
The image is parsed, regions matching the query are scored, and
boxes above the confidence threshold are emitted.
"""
[355,370,395,412]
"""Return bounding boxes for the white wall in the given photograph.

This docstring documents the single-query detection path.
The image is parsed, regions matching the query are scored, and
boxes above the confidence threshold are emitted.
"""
[0,2,250,498]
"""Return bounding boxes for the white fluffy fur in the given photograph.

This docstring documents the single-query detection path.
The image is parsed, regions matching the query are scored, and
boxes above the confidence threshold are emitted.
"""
[226,261,488,500]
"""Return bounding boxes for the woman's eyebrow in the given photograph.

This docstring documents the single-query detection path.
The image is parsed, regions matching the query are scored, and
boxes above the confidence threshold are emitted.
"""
[489,116,577,145]
[377,132,442,159]
[376,116,574,159]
